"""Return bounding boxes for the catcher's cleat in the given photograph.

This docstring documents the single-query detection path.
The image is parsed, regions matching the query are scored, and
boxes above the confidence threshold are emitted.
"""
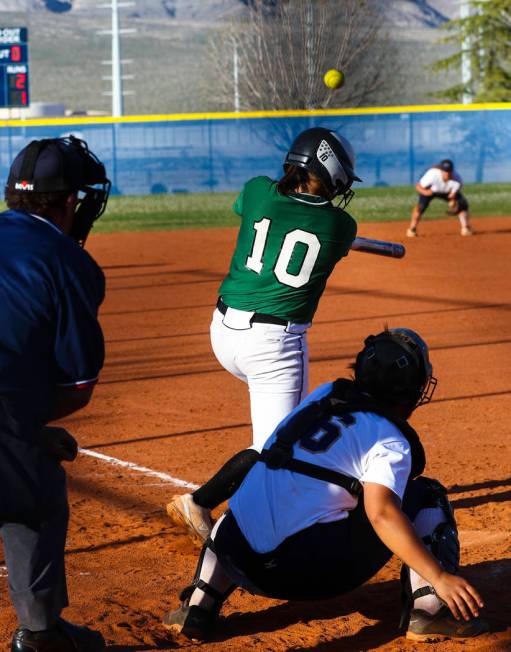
[166,493,213,545]
[460,226,473,236]
[406,606,489,642]
[162,602,217,641]
[406,227,418,238]
[11,619,105,652]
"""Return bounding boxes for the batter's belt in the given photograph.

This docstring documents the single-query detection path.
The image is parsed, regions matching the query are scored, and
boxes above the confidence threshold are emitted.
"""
[217,297,288,327]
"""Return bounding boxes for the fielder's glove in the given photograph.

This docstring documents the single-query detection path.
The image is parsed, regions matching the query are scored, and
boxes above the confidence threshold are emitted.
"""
[446,198,460,215]
[39,426,79,461]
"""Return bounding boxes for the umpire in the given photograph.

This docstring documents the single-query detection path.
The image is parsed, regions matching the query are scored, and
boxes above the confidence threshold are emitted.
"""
[0,137,110,651]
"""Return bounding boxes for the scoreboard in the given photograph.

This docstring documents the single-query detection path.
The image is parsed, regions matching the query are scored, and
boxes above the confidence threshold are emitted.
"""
[0,27,29,108]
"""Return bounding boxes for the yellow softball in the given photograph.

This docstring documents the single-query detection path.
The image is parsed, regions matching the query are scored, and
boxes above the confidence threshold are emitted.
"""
[323,69,344,90]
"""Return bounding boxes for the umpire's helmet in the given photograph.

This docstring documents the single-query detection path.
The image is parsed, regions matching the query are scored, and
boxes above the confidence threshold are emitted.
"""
[6,136,111,246]
[284,127,361,203]
[354,328,437,409]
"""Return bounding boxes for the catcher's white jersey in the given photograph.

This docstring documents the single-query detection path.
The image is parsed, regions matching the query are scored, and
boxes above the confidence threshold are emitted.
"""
[229,382,412,554]
[419,168,462,194]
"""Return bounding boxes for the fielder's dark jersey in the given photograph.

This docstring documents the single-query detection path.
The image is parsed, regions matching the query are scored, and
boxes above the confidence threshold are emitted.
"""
[0,210,105,428]
[219,176,357,323]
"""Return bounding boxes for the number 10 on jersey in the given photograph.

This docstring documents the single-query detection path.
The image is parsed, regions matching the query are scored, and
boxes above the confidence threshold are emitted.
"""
[246,218,321,288]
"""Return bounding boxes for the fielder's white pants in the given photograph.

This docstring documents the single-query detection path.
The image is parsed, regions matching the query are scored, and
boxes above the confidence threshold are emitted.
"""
[210,308,309,451]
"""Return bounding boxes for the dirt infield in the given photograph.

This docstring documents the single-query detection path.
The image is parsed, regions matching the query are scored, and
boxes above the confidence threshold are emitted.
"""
[1,216,510,651]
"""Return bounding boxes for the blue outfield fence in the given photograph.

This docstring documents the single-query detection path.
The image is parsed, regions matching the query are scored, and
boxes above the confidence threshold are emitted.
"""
[1,105,510,195]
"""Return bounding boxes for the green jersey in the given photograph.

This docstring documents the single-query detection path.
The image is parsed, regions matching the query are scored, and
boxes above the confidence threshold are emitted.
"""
[219,176,357,323]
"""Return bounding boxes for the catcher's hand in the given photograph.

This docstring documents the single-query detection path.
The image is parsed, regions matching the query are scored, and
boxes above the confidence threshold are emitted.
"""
[447,198,460,215]
[39,426,79,461]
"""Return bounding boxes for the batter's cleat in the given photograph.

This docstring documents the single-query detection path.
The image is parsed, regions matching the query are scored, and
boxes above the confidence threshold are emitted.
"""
[11,619,105,652]
[406,606,489,642]
[406,227,418,238]
[162,602,217,641]
[460,226,474,236]
[166,493,213,545]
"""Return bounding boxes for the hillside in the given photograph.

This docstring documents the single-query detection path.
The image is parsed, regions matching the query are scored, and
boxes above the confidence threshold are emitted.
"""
[0,1,462,115]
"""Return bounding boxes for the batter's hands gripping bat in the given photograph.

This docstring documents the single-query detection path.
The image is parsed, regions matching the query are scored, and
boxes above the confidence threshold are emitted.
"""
[351,237,405,259]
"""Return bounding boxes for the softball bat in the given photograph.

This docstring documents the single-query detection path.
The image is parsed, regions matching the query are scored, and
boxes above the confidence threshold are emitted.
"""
[350,237,405,259]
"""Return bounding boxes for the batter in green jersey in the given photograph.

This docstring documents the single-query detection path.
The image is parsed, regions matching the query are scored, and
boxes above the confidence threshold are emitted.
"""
[220,175,356,323]
[167,127,362,545]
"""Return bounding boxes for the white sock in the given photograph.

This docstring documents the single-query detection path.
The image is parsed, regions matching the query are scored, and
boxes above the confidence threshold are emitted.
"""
[410,507,446,615]
[458,212,469,229]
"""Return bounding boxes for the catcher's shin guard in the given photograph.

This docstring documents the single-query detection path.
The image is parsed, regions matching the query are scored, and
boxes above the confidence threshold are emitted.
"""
[399,478,460,631]
[418,478,459,574]
[163,537,235,641]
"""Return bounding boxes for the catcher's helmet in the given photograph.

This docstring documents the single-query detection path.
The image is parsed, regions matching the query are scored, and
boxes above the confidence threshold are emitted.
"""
[284,127,361,203]
[6,136,111,246]
[354,328,437,409]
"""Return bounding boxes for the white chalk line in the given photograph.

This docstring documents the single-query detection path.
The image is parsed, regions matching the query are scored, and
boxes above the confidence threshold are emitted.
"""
[79,448,199,491]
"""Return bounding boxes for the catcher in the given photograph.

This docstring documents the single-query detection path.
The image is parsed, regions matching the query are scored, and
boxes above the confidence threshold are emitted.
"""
[407,159,473,237]
[163,328,488,644]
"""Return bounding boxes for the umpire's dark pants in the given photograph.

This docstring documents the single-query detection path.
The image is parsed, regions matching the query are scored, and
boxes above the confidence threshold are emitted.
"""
[1,490,69,630]
[0,398,69,631]
[214,477,430,601]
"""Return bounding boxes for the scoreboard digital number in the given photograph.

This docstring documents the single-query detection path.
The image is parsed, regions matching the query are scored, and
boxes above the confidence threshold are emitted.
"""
[0,27,29,108]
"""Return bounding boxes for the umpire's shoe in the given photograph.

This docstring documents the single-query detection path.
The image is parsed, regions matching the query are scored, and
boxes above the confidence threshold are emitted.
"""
[11,619,106,652]
[163,602,217,642]
[406,605,489,642]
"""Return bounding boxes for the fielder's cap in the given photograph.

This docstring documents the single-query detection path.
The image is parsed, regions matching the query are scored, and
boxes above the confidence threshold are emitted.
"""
[6,137,106,194]
[439,159,454,172]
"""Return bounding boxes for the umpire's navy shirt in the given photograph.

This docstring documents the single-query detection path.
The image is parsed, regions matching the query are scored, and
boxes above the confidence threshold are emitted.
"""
[0,209,105,431]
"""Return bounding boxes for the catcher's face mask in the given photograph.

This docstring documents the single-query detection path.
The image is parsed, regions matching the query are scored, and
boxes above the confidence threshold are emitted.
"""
[355,328,437,411]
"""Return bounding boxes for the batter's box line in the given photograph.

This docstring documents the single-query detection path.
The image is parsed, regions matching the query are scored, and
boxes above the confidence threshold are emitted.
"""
[79,448,199,491]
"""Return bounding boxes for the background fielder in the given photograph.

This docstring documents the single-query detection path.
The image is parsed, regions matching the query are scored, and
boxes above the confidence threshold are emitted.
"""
[407,159,473,237]
[167,127,360,542]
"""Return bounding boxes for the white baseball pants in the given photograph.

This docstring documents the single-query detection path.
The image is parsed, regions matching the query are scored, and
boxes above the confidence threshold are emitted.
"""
[210,308,309,451]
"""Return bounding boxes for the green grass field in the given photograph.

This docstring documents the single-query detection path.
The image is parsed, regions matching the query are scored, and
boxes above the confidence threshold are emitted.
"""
[94,183,511,233]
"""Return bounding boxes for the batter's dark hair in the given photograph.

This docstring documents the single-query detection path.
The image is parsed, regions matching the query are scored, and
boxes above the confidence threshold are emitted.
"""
[5,189,71,215]
[277,164,330,198]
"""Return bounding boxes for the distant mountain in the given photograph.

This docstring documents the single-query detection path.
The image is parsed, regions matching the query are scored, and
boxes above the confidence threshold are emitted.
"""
[392,1,450,27]
[0,0,244,19]
[0,0,462,115]
[0,0,458,23]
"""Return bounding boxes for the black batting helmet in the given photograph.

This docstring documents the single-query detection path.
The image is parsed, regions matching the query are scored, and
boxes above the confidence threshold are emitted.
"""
[284,127,361,205]
[354,328,437,409]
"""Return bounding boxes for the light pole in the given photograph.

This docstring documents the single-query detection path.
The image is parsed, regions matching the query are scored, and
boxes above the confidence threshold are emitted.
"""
[304,0,314,110]
[233,42,240,112]
[460,0,472,104]
[98,0,136,117]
